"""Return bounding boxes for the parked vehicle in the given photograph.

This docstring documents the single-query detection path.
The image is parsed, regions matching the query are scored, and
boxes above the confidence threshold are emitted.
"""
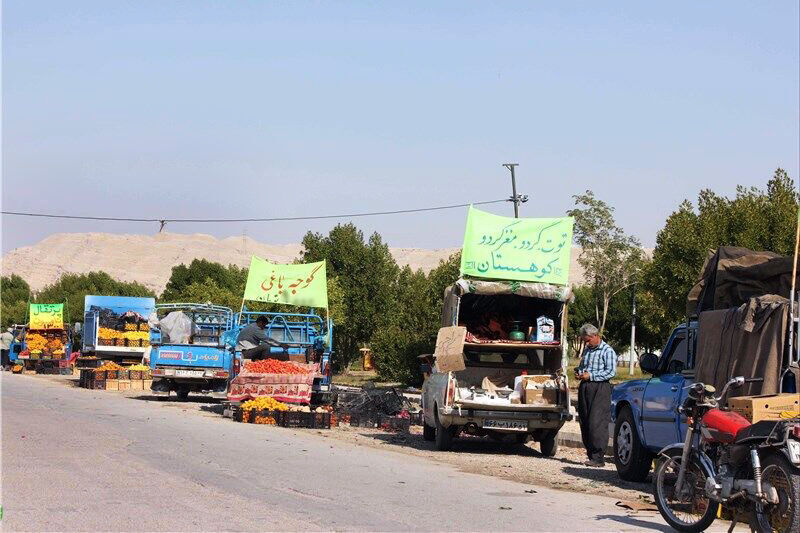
[236,309,334,404]
[611,322,698,481]
[82,295,155,364]
[421,279,572,454]
[149,303,237,400]
[613,247,800,482]
[653,375,800,532]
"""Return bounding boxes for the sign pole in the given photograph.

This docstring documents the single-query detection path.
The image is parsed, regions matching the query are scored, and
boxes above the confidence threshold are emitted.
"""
[628,284,637,375]
[503,163,520,218]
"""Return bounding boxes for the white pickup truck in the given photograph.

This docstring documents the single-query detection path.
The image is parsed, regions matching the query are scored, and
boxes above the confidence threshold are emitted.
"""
[421,279,573,455]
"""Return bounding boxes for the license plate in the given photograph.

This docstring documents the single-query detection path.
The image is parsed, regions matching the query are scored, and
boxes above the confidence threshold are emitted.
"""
[483,419,527,431]
[175,369,204,378]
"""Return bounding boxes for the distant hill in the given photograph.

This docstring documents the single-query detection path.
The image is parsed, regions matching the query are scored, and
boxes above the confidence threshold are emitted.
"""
[1,232,588,293]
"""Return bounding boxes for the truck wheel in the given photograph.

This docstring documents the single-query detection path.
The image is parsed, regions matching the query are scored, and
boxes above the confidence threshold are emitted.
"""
[539,430,558,457]
[422,421,436,442]
[434,408,454,451]
[614,406,652,481]
[176,389,190,401]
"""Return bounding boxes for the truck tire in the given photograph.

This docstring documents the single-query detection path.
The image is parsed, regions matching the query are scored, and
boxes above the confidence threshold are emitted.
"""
[422,421,436,441]
[539,430,558,457]
[176,389,190,401]
[614,406,652,482]
[434,408,454,451]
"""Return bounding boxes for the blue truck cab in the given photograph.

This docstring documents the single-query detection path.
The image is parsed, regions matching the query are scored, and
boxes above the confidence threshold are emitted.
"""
[149,303,237,400]
[236,309,333,401]
[610,321,698,481]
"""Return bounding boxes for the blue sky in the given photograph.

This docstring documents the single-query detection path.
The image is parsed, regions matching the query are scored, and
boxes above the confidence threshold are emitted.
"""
[3,1,798,253]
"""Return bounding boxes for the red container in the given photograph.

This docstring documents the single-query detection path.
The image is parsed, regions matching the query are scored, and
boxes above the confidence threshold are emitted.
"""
[702,409,751,443]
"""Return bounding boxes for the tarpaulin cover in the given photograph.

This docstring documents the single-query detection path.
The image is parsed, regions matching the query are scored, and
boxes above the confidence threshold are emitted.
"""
[687,246,799,318]
[227,363,320,404]
[695,295,797,397]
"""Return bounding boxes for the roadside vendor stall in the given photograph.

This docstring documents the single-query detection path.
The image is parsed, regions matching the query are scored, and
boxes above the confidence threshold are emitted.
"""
[17,303,73,374]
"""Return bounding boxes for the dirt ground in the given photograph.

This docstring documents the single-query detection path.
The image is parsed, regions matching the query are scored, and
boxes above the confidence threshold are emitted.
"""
[44,373,656,511]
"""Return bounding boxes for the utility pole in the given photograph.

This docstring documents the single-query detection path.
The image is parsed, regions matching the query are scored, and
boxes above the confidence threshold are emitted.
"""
[629,284,637,375]
[502,163,527,218]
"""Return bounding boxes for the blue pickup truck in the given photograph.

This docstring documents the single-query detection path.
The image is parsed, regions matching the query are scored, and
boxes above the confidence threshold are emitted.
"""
[610,322,698,481]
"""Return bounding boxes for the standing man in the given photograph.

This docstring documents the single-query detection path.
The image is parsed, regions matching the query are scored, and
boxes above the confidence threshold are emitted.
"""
[236,316,289,362]
[575,323,617,467]
[1,327,16,370]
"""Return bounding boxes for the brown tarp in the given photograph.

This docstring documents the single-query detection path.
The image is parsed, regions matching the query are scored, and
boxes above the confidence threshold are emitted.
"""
[695,295,797,397]
[687,246,799,318]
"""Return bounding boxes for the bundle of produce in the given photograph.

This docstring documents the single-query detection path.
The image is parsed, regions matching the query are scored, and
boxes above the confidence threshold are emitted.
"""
[228,360,320,404]
[244,359,308,374]
[96,361,124,371]
[26,334,48,353]
[46,338,65,355]
[241,396,289,412]
[240,397,289,423]
[127,363,150,371]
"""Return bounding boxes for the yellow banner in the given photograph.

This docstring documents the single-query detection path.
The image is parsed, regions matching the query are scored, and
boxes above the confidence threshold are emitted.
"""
[30,303,64,330]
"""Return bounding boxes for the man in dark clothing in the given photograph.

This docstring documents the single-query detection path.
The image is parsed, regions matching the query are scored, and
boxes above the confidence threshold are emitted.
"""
[236,316,289,361]
[575,323,617,467]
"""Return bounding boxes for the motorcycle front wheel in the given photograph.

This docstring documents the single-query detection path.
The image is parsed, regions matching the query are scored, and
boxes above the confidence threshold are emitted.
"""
[653,452,719,532]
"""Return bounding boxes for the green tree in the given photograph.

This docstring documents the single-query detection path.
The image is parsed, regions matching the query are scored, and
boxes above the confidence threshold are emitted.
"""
[36,272,154,324]
[301,224,399,370]
[568,190,644,334]
[370,252,461,385]
[161,259,247,301]
[1,274,31,327]
[642,168,798,342]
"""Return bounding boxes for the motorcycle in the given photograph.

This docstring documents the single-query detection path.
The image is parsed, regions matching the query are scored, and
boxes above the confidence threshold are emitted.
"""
[653,376,800,532]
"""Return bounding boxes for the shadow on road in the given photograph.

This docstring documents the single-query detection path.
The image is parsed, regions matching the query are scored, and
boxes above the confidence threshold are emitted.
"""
[363,430,545,457]
[592,514,672,532]
[127,394,223,405]
[563,465,651,493]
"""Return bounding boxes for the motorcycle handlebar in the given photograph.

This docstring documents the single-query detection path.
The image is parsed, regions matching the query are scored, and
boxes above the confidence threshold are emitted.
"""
[744,377,763,383]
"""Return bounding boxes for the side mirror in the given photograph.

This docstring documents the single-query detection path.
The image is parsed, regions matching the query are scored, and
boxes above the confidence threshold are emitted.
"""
[639,353,659,374]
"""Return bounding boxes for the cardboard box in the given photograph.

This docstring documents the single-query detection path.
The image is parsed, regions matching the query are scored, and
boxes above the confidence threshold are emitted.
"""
[118,380,132,392]
[143,379,153,391]
[524,383,559,406]
[728,393,800,422]
[128,379,143,391]
[105,379,118,391]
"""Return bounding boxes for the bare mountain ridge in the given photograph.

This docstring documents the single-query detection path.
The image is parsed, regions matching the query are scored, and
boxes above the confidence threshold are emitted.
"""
[1,232,587,293]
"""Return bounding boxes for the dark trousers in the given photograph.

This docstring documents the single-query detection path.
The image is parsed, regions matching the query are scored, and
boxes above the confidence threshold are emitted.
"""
[1,349,9,368]
[578,380,611,461]
[242,346,289,362]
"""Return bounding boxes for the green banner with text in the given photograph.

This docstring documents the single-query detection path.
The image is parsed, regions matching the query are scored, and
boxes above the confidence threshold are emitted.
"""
[243,256,328,308]
[460,207,574,285]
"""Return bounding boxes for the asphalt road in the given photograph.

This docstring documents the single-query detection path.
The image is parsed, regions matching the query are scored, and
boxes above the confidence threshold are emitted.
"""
[2,374,730,532]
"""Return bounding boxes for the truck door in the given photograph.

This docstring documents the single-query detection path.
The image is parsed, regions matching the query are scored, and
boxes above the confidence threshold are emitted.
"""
[641,331,689,448]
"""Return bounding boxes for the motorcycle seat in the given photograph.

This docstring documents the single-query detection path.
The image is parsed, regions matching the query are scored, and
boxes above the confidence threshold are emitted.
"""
[734,420,781,444]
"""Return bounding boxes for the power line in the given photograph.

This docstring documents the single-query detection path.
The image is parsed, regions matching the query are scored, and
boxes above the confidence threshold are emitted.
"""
[1,199,507,224]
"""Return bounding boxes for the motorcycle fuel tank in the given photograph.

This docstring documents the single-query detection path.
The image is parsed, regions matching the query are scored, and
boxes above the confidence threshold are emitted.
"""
[702,408,751,443]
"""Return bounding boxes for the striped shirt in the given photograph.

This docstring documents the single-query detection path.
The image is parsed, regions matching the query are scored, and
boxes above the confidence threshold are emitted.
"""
[577,340,617,382]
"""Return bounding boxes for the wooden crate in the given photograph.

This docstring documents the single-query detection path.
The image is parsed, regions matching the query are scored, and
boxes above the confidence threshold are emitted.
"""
[129,370,142,380]
[143,379,152,391]
[105,379,119,391]
[129,380,143,391]
[92,379,107,390]
[118,380,132,392]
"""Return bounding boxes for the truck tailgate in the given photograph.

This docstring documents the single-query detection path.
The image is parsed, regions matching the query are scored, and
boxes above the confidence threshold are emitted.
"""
[151,344,226,368]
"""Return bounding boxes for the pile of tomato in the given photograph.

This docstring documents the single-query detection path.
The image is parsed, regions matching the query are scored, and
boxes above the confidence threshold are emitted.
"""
[244,358,308,374]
